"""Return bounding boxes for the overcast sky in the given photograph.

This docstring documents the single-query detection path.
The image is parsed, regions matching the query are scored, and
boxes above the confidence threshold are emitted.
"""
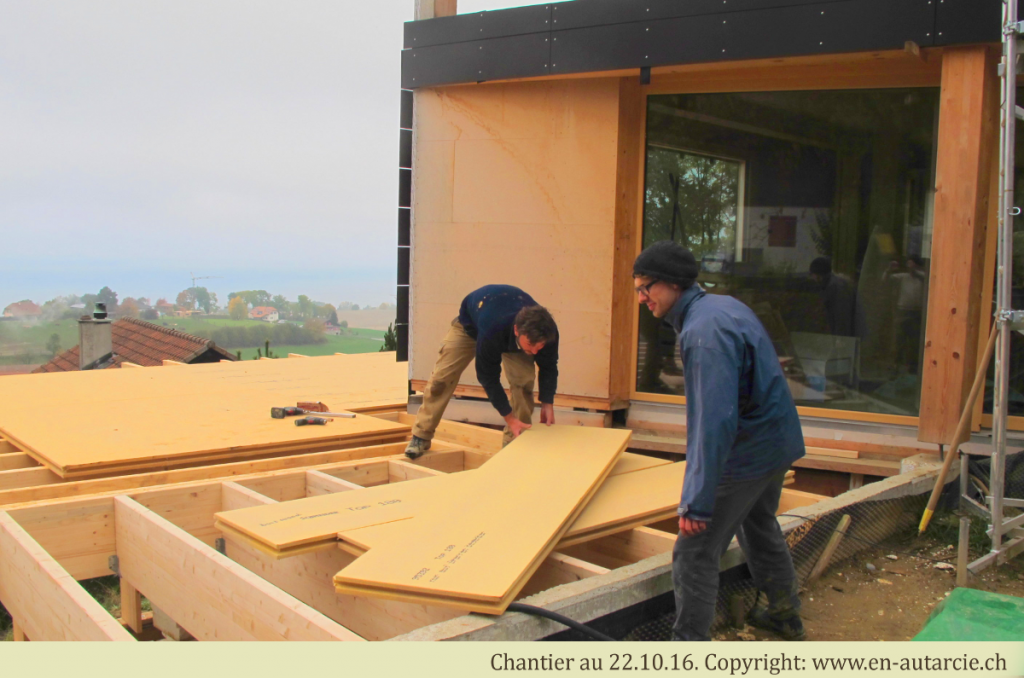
[0,1,541,308]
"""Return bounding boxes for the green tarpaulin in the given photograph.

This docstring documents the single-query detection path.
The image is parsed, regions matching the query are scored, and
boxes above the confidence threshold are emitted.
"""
[914,587,1024,641]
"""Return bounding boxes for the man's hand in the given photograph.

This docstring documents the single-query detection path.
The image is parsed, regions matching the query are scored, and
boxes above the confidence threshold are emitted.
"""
[678,516,709,537]
[540,403,555,426]
[504,414,532,439]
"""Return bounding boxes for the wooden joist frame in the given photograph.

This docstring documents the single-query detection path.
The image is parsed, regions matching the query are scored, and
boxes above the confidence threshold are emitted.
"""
[0,512,134,641]
[0,419,842,642]
[113,496,363,641]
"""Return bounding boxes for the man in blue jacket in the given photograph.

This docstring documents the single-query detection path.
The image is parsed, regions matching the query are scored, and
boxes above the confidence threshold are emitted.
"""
[633,241,806,641]
[405,285,559,459]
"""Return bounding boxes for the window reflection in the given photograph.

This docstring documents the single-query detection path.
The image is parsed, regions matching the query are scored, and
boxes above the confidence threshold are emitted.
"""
[637,89,939,416]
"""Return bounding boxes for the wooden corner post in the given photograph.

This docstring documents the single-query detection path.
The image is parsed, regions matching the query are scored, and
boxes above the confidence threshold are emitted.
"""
[919,46,999,444]
[608,77,644,404]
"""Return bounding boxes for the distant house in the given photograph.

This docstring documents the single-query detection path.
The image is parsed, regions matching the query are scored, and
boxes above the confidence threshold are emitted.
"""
[155,300,175,316]
[3,300,42,322]
[249,306,279,323]
[33,317,237,373]
[324,322,342,336]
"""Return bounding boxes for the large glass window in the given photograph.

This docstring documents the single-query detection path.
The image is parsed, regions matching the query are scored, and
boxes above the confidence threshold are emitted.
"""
[637,89,940,417]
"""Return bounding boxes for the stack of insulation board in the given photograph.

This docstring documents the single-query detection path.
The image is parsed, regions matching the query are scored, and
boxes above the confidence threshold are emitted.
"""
[0,354,410,478]
[215,450,685,559]
[215,427,696,613]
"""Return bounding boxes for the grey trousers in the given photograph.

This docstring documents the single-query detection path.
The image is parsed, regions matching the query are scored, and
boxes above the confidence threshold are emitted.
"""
[672,469,799,641]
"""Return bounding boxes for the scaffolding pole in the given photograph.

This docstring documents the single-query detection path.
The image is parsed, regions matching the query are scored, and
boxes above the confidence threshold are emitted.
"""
[965,0,1024,576]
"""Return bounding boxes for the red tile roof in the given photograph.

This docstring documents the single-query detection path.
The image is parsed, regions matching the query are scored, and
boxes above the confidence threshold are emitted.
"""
[32,317,237,373]
[249,306,277,319]
[3,301,42,317]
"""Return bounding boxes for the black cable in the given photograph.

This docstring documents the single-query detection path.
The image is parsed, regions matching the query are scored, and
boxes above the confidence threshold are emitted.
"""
[506,602,616,641]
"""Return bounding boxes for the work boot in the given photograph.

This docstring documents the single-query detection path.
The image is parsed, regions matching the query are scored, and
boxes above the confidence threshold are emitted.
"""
[404,436,431,460]
[745,606,806,641]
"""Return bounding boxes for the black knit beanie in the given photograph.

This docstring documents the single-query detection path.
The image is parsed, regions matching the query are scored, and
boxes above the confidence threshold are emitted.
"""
[633,240,698,288]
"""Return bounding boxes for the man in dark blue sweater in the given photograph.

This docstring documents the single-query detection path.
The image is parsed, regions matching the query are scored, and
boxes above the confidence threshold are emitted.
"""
[406,285,559,459]
[633,241,806,642]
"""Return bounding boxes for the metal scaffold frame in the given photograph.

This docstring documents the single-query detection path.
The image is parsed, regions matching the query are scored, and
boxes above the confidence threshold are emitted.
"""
[962,0,1024,577]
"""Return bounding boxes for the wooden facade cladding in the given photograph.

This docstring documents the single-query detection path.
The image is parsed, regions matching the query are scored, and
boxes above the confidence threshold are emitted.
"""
[919,46,999,444]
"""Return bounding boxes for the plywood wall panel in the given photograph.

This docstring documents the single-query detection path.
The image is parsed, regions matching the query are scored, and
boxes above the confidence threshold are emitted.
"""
[411,78,622,401]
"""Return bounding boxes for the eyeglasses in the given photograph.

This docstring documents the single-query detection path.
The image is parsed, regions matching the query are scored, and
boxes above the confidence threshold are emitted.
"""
[635,280,660,298]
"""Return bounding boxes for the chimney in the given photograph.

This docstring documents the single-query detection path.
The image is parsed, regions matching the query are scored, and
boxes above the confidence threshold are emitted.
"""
[79,303,113,369]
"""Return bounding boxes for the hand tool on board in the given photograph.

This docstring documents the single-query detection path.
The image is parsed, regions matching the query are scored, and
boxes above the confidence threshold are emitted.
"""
[271,406,356,419]
[295,416,330,426]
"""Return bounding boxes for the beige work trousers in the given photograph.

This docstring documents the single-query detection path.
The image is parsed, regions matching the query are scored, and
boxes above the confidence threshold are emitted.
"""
[413,320,536,446]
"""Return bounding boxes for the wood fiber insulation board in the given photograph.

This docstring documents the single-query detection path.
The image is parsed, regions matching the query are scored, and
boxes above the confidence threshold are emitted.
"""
[214,451,666,555]
[0,353,410,476]
[410,79,622,402]
[0,512,134,641]
[0,386,407,478]
[337,460,689,554]
[113,496,363,641]
[331,427,630,613]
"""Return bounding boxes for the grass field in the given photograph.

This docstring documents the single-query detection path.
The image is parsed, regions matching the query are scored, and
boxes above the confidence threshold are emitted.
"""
[231,333,385,360]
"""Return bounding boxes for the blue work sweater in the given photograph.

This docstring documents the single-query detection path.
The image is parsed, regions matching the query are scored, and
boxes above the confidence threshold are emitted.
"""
[666,286,805,521]
[458,285,558,417]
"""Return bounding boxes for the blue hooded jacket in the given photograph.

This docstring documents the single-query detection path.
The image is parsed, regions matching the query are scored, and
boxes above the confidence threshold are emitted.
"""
[666,285,805,521]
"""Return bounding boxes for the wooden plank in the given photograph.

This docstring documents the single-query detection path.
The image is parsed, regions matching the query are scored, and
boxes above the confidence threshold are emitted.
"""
[609,75,644,405]
[388,459,446,483]
[561,526,675,571]
[807,514,852,583]
[287,353,310,358]
[233,473,308,503]
[971,125,1003,432]
[794,455,900,477]
[333,428,630,612]
[777,489,829,515]
[0,441,414,509]
[0,453,38,471]
[644,49,942,96]
[6,498,117,580]
[403,448,465,474]
[411,381,624,411]
[0,440,21,454]
[12,621,25,641]
[0,467,61,491]
[415,398,612,428]
[919,45,999,444]
[518,552,610,599]
[305,470,364,498]
[225,530,461,641]
[161,359,186,366]
[397,412,502,454]
[113,496,363,641]
[222,481,276,511]
[804,446,860,460]
[0,511,133,641]
[120,362,143,368]
[120,579,144,635]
